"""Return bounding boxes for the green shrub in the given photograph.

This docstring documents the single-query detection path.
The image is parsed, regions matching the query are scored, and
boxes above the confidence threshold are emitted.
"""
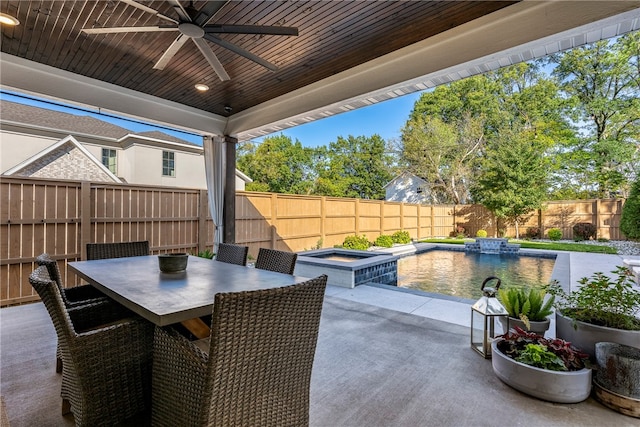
[572,222,596,241]
[476,229,488,238]
[342,235,371,250]
[620,176,640,239]
[374,235,394,248]
[547,228,562,241]
[391,230,411,244]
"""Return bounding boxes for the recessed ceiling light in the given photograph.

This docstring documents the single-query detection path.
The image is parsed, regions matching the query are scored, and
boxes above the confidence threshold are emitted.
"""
[0,13,20,26]
[195,84,209,92]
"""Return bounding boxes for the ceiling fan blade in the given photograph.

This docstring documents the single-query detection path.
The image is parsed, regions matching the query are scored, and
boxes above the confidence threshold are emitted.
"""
[82,26,176,34]
[193,1,229,27]
[153,34,190,70]
[121,0,178,24]
[192,38,230,81]
[203,25,298,36]
[166,0,191,22]
[204,34,278,72]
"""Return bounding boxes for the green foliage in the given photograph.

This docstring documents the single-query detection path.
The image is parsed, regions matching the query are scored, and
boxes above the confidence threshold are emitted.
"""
[498,286,555,325]
[547,228,562,240]
[572,222,596,241]
[549,266,640,330]
[515,344,568,371]
[471,128,548,238]
[236,135,317,195]
[342,235,371,251]
[195,249,214,259]
[498,327,589,371]
[315,135,394,199]
[476,229,488,238]
[391,230,411,244]
[550,33,640,198]
[374,235,394,248]
[620,176,640,239]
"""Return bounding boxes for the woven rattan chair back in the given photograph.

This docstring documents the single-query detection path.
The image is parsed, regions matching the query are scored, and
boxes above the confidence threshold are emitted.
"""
[214,243,249,266]
[86,240,150,260]
[255,248,298,275]
[36,253,108,372]
[152,274,328,427]
[29,265,153,426]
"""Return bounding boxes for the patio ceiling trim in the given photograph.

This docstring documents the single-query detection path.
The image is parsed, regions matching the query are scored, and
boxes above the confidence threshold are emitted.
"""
[1,1,639,142]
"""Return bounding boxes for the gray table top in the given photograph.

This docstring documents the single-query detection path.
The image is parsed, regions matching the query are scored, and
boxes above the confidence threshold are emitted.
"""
[69,255,310,326]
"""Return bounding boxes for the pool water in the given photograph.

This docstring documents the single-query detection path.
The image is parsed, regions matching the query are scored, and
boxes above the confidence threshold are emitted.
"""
[397,250,555,300]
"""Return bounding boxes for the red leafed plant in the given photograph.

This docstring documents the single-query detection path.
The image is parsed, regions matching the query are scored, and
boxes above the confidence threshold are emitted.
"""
[497,326,590,371]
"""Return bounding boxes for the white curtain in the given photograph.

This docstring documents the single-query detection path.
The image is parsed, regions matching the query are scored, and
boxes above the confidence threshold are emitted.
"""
[204,135,226,252]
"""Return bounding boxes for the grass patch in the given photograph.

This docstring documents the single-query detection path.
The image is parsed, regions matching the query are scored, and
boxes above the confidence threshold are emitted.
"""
[419,238,617,254]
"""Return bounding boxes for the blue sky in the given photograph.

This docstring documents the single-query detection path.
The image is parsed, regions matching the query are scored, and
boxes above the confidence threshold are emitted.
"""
[2,89,423,148]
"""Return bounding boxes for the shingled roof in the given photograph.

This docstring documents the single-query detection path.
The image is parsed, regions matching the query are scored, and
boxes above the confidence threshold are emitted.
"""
[0,100,199,145]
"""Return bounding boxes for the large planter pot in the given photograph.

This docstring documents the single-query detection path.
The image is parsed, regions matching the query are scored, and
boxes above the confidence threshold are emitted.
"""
[491,339,592,403]
[499,316,550,335]
[555,311,640,359]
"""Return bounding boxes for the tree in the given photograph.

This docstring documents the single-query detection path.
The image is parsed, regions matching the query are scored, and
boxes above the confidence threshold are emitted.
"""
[236,134,317,194]
[620,175,640,239]
[550,32,640,198]
[315,135,394,199]
[400,114,484,203]
[471,128,548,238]
[401,61,570,204]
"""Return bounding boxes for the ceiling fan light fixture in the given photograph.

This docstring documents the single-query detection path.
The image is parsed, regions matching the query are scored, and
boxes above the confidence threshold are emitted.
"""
[0,13,20,26]
[195,83,209,91]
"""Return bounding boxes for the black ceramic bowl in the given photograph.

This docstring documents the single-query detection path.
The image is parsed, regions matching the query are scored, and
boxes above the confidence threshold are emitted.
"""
[158,253,189,273]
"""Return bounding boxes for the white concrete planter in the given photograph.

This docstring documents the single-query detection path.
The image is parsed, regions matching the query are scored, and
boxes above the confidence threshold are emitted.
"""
[491,339,592,403]
[499,316,551,335]
[555,311,640,359]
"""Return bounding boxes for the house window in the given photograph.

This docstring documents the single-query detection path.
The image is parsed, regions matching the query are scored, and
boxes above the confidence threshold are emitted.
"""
[101,148,117,174]
[162,151,175,177]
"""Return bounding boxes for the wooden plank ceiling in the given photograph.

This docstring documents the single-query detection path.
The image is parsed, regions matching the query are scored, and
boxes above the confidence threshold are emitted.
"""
[0,1,515,117]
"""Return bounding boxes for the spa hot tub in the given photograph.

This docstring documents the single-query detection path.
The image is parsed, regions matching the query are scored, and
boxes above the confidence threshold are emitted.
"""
[294,248,397,288]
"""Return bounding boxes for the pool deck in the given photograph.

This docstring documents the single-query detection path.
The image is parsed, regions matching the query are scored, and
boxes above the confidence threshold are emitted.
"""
[326,243,640,332]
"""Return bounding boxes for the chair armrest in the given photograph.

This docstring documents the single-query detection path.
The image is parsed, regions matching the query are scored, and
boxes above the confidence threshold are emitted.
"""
[67,299,136,332]
[63,285,108,306]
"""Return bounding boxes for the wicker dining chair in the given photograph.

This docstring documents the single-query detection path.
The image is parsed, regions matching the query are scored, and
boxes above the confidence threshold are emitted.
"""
[36,253,109,373]
[29,265,154,426]
[86,240,150,260]
[255,248,298,275]
[152,274,328,427]
[214,243,249,266]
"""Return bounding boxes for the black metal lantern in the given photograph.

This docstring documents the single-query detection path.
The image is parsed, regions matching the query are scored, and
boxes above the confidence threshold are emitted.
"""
[471,276,508,358]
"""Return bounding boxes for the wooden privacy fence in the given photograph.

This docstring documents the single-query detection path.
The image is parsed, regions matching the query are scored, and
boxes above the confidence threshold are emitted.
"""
[0,176,627,306]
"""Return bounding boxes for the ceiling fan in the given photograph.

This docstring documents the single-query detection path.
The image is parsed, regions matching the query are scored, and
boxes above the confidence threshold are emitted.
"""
[81,0,298,81]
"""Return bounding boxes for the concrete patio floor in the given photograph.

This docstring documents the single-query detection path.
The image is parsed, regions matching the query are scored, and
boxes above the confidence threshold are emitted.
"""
[1,249,638,426]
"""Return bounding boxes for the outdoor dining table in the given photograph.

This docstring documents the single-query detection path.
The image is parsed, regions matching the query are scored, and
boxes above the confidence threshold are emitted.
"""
[68,254,310,337]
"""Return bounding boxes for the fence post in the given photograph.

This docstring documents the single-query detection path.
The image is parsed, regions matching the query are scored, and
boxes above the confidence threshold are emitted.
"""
[417,204,421,241]
[355,199,360,235]
[400,202,404,233]
[594,199,601,239]
[320,196,326,247]
[430,205,435,238]
[80,181,91,260]
[380,200,384,236]
[198,189,208,254]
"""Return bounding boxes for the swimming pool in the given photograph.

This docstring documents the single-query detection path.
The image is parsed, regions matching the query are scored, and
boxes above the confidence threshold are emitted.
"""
[397,249,556,300]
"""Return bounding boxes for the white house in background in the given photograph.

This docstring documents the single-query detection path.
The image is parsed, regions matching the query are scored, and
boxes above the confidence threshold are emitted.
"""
[0,100,252,190]
[383,171,431,204]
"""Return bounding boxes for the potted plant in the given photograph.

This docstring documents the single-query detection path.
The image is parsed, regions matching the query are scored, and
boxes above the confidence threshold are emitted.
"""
[497,285,554,334]
[549,266,640,359]
[491,327,592,403]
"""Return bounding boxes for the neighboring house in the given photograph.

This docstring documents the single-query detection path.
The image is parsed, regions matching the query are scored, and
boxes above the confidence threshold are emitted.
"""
[0,100,252,190]
[383,172,432,204]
